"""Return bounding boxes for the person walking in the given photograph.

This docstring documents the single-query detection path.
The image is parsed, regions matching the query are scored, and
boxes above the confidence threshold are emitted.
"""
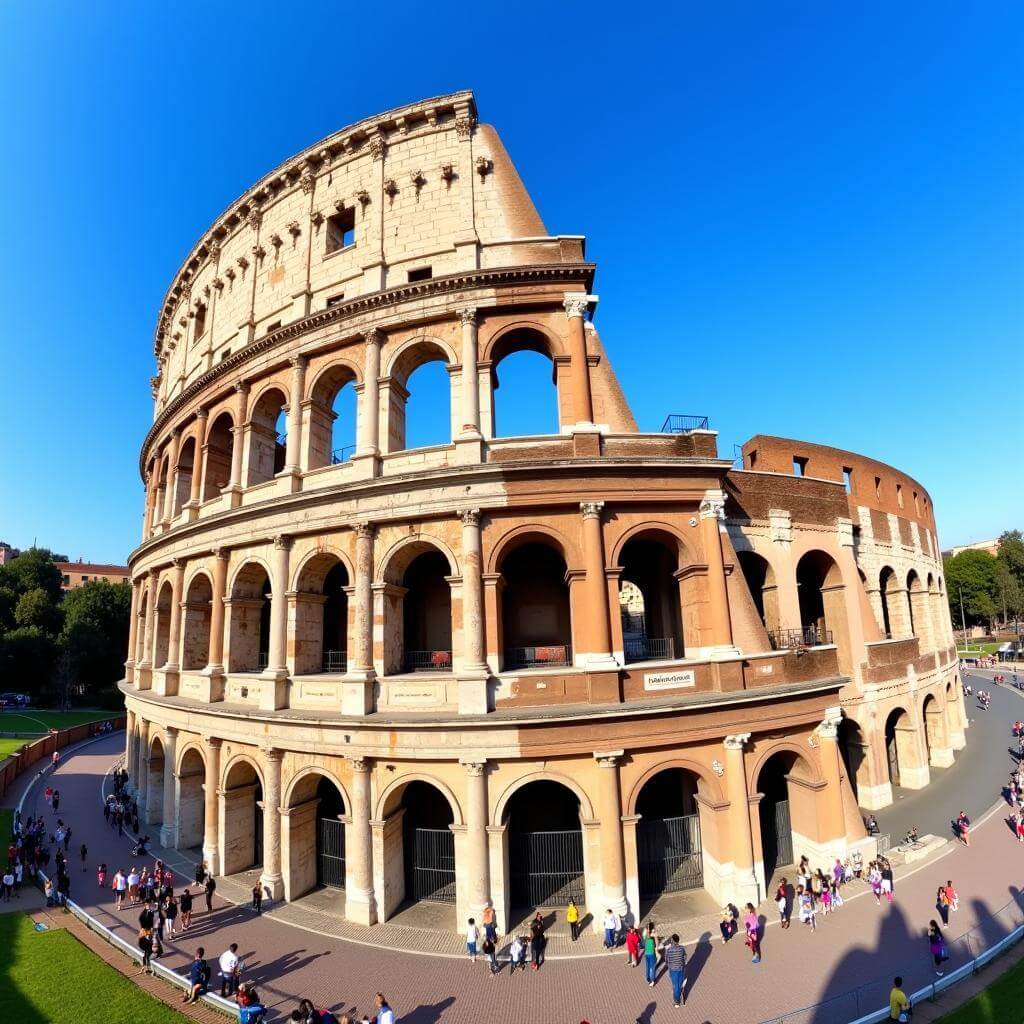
[374,994,395,1024]
[626,924,642,966]
[96,863,107,888]
[79,842,88,872]
[957,810,971,846]
[889,976,911,1021]
[251,882,263,914]
[113,868,127,909]
[744,903,762,964]
[165,894,179,938]
[643,925,658,986]
[662,933,687,1007]
[603,907,620,950]
[869,863,883,905]
[944,880,959,912]
[936,886,950,926]
[928,919,948,976]
[509,935,526,975]
[180,887,194,930]
[881,861,895,904]
[52,789,60,813]
[2,868,13,902]
[482,902,497,944]
[566,899,580,942]
[482,934,498,975]
[775,878,791,929]
[137,926,154,975]
[194,860,207,888]
[466,917,479,962]
[530,920,547,971]
[797,886,815,931]
[204,873,216,914]
[219,942,241,998]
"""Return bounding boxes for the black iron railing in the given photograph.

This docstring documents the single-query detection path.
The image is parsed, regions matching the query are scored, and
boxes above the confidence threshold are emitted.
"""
[660,414,710,433]
[767,627,833,650]
[321,650,347,673]
[331,444,356,465]
[504,644,572,669]
[404,650,453,672]
[624,637,675,663]
[256,651,269,670]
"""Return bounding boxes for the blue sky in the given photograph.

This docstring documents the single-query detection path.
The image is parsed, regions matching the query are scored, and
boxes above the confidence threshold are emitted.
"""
[1,2,1021,563]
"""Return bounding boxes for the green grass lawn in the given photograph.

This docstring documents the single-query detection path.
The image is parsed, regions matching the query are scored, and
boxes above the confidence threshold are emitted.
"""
[956,642,1004,657]
[939,954,1024,1022]
[0,911,189,1024]
[0,737,28,761]
[0,709,114,735]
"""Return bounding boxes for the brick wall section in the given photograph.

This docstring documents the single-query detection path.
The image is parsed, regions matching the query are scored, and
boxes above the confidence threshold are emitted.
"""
[725,468,849,527]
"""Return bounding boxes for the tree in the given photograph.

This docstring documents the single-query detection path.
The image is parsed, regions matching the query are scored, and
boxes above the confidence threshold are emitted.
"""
[998,530,1024,587]
[14,587,63,635]
[944,549,1000,630]
[0,547,64,604]
[61,580,131,698]
[0,626,60,700]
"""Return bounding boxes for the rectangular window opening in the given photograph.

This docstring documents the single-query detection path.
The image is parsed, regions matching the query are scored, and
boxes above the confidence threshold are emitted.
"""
[747,449,758,469]
[897,484,904,508]
[325,207,356,254]
[194,303,207,340]
[842,467,853,494]
[874,475,881,500]
[407,266,432,282]
[219,348,232,362]
[326,293,346,308]
[793,456,807,478]
[265,321,281,335]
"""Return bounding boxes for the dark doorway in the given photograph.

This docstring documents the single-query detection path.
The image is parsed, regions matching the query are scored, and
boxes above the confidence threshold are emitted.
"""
[838,717,865,800]
[402,552,452,672]
[757,754,795,882]
[402,781,455,903]
[500,542,572,669]
[316,776,346,888]
[321,562,349,673]
[885,709,905,786]
[636,768,703,897]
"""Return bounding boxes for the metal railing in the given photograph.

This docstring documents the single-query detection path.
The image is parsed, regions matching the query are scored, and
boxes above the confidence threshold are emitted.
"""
[767,626,833,650]
[256,651,269,671]
[660,414,710,433]
[758,891,1024,1023]
[321,650,347,673]
[624,636,675,663]
[404,650,452,672]
[504,644,572,669]
[331,443,356,465]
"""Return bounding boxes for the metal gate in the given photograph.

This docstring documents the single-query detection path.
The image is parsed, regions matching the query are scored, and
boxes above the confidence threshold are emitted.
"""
[773,799,794,868]
[317,818,346,889]
[253,803,264,868]
[637,813,703,896]
[511,829,585,907]
[406,827,456,903]
[887,733,900,787]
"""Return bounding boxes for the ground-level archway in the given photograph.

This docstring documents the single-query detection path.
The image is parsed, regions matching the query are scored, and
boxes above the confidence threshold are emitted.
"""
[504,780,584,910]
[145,736,165,826]
[838,716,867,801]
[884,707,914,788]
[635,767,703,899]
[755,750,817,884]
[220,758,264,876]
[618,532,684,663]
[175,747,205,850]
[284,771,347,901]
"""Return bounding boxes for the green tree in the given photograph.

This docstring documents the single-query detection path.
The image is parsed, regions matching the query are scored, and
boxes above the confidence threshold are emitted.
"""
[0,547,64,604]
[944,549,1000,629]
[0,626,60,700]
[60,580,131,698]
[998,530,1024,585]
[14,587,63,635]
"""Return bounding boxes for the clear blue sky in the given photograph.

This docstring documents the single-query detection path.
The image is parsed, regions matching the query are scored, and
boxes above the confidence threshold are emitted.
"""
[2,2,1021,564]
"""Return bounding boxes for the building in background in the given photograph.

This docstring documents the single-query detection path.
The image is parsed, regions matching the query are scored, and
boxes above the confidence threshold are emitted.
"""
[943,538,1001,559]
[56,560,130,591]
[121,92,962,934]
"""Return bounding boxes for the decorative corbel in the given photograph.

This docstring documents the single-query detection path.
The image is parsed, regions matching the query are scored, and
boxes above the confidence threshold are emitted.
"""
[236,255,249,271]
[383,178,398,200]
[212,277,224,291]
[287,221,301,243]
[354,188,371,208]
[269,232,283,250]
[440,162,455,188]
[225,267,236,282]
[410,169,426,194]
[310,209,324,229]
[475,156,492,181]
[251,244,266,262]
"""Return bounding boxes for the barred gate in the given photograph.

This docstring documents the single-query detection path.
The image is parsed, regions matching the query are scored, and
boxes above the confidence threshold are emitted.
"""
[406,827,456,903]
[637,813,703,896]
[511,829,585,908]
[774,799,794,867]
[317,818,346,889]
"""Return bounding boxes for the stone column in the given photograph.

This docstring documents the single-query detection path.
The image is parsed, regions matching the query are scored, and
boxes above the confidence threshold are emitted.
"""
[580,502,616,668]
[261,536,291,709]
[161,429,182,526]
[458,509,489,713]
[724,733,760,906]
[458,309,481,436]
[283,355,307,480]
[700,490,735,651]
[563,293,595,426]
[594,751,628,917]
[260,747,284,901]
[125,580,140,683]
[356,329,382,458]
[343,523,376,715]
[139,569,159,684]
[345,756,377,925]
[159,726,178,848]
[816,709,847,847]
[228,381,250,504]
[205,547,229,676]
[124,709,136,786]
[462,759,491,918]
[137,719,150,818]
[164,559,185,670]
[187,410,208,519]
[202,737,222,872]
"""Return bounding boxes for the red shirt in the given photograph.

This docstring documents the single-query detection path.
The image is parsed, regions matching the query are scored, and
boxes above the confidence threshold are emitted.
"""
[626,930,641,954]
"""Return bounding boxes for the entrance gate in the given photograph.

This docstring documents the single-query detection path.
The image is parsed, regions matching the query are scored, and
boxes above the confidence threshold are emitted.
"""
[317,818,346,889]
[637,813,703,896]
[760,798,794,880]
[253,803,264,868]
[887,732,901,786]
[511,829,585,907]
[406,827,456,903]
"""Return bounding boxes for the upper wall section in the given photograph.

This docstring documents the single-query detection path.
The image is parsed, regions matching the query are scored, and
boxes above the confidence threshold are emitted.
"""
[150,90,577,416]
[739,434,938,537]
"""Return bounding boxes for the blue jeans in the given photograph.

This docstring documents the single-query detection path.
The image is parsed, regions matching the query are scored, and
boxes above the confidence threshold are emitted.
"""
[604,927,616,948]
[670,968,685,1004]
[645,952,657,983]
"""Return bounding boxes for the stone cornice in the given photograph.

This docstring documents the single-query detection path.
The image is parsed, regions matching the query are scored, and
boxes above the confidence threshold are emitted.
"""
[153,90,477,359]
[140,262,595,477]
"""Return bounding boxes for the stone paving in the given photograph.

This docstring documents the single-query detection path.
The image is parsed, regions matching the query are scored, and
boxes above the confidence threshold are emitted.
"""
[9,673,1024,1023]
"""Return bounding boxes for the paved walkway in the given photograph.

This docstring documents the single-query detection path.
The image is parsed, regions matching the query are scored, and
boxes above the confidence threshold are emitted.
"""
[12,680,1024,1024]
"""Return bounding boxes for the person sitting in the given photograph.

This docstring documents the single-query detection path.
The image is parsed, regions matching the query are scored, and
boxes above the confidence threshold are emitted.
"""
[182,947,210,1004]
[904,825,919,845]
[865,814,880,835]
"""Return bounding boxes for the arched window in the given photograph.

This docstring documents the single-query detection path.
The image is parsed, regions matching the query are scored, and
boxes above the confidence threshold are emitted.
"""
[246,388,287,486]
[222,759,264,874]
[293,554,349,675]
[228,564,272,673]
[618,532,684,662]
[182,574,213,670]
[737,550,779,637]
[387,341,452,452]
[635,768,706,903]
[490,328,560,437]
[306,365,358,470]
[795,551,841,646]
[147,736,165,825]
[174,437,196,516]
[499,540,572,669]
[202,413,234,500]
[177,747,206,849]
[153,581,174,668]
[402,552,452,672]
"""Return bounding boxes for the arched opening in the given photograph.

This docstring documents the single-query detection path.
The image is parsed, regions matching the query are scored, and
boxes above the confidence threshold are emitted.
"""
[306,365,358,470]
[908,570,932,648]
[153,455,170,526]
[285,773,347,900]
[182,574,212,671]
[202,412,234,501]
[795,550,841,646]
[618,533,684,662]
[174,437,196,516]
[146,736,165,826]
[838,717,866,801]
[176,747,205,850]
[293,555,349,675]
[490,329,559,437]
[246,387,288,486]
[389,781,456,907]
[402,552,452,672]
[505,780,584,910]
[389,343,452,452]
[499,540,572,669]
[738,550,780,635]
[884,707,911,787]
[756,751,811,884]
[221,759,263,876]
[227,564,271,673]
[922,694,946,766]
[879,566,902,638]
[153,581,173,668]
[635,767,704,900]
[135,593,148,665]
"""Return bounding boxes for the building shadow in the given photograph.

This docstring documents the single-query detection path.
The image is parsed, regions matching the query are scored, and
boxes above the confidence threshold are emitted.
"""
[404,996,456,1022]
[683,930,713,1003]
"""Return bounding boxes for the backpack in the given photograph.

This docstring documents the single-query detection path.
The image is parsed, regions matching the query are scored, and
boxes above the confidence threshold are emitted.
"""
[200,959,211,984]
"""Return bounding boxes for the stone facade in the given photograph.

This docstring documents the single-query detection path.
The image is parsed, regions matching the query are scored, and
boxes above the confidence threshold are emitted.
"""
[123,92,963,933]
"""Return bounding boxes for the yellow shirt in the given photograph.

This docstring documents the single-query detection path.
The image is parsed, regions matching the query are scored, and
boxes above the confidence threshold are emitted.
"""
[566,905,579,923]
[889,988,909,1019]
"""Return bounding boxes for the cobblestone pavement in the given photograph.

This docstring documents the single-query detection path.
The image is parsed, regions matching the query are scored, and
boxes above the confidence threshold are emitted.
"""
[16,689,1024,1024]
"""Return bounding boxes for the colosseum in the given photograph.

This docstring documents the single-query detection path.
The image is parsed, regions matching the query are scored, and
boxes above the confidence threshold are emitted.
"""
[121,90,964,934]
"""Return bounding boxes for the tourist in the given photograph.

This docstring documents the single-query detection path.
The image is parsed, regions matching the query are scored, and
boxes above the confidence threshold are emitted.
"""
[103,800,111,825]
[127,865,140,905]
[775,878,791,929]
[880,860,895,904]
[830,879,844,910]
[180,887,194,929]
[182,947,210,1004]
[482,901,498,943]
[797,885,815,930]
[79,842,87,871]
[720,903,738,943]
[661,933,686,1008]
[927,919,948,976]
[820,883,833,917]
[603,907,620,950]
[888,976,911,1021]
[956,811,971,846]
[252,881,263,914]
[944,880,959,912]
[137,925,154,975]
[852,848,864,879]
[565,899,579,942]
[51,750,60,773]
[2,867,13,901]
[113,868,127,908]
[743,903,761,964]
[642,924,658,985]
[509,935,526,975]
[936,885,950,926]
[869,862,883,905]
[97,862,107,888]
[194,860,207,887]
[466,917,479,962]
[52,789,60,813]
[219,942,242,998]
[373,993,395,1024]
[44,876,55,906]
[530,918,547,970]
[482,933,498,975]
[13,859,22,893]
[204,873,216,914]
[165,894,179,937]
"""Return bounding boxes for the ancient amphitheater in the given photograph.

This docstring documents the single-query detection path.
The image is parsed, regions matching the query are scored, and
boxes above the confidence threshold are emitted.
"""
[121,90,964,934]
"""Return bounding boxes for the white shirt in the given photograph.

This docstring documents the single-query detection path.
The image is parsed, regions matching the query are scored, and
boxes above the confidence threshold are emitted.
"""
[219,950,239,975]
[510,939,524,961]
[2,873,13,886]
[127,872,140,887]
[377,1006,395,1024]
[604,912,619,930]
[466,924,478,943]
